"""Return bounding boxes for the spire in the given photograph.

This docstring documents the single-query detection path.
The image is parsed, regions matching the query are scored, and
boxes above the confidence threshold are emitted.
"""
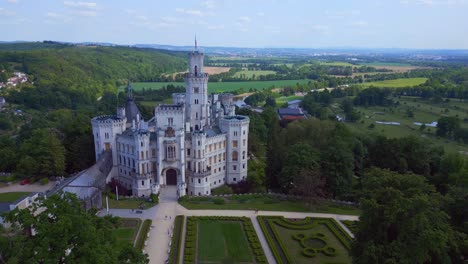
[195,35,197,50]
[127,80,133,99]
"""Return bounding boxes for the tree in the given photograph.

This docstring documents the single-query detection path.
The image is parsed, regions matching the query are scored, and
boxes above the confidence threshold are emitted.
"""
[1,192,148,263]
[436,116,460,138]
[321,138,354,198]
[352,168,463,264]
[280,142,320,192]
[292,168,326,205]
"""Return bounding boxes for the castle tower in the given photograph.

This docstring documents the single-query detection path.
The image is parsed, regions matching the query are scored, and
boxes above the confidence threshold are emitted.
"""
[185,40,210,131]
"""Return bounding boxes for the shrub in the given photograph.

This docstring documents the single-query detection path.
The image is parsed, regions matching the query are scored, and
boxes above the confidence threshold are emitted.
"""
[213,198,225,205]
[167,215,184,264]
[39,178,49,185]
[211,184,234,195]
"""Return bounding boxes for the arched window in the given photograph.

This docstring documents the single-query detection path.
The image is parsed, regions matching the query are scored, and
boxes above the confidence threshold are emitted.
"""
[194,65,198,75]
[232,151,238,161]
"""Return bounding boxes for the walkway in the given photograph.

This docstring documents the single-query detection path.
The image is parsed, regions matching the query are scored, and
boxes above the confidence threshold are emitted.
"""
[99,189,359,264]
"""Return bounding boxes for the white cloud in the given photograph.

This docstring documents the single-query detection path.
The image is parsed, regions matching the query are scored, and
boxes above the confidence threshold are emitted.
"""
[238,16,251,23]
[207,24,224,30]
[0,7,16,16]
[7,0,18,3]
[74,10,97,17]
[64,1,97,9]
[176,8,209,17]
[257,12,265,16]
[202,0,215,9]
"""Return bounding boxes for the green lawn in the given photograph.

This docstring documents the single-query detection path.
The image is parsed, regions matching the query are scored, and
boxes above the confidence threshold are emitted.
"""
[276,95,304,105]
[103,195,157,209]
[360,77,428,88]
[198,220,254,263]
[0,192,31,202]
[233,70,277,78]
[120,79,311,93]
[258,216,352,264]
[179,195,361,215]
[112,218,142,246]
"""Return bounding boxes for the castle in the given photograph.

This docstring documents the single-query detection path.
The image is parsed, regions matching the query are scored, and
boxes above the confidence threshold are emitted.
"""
[91,46,249,197]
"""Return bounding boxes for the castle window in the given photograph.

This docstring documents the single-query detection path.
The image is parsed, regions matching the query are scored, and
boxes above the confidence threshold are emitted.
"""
[243,163,246,169]
[198,179,201,184]
[198,141,200,146]
[232,151,238,161]
[166,145,176,159]
[223,153,226,161]
[142,180,144,186]
[234,131,238,136]
[198,150,201,158]
[196,112,198,119]
[195,99,199,104]
[152,149,156,157]
[219,142,222,149]
[218,154,221,162]
[243,130,246,135]
[233,165,237,171]
[209,157,212,165]
[194,87,199,93]
[146,151,148,159]
[243,139,246,146]
[232,140,238,148]
[242,151,246,160]
[152,162,156,171]
[168,118,173,126]
[233,177,237,181]
[141,151,144,159]
[214,168,216,173]
[132,159,135,168]
[187,148,191,156]
[194,65,198,75]
[209,144,212,152]
[187,161,191,170]
[141,141,143,147]
[205,178,207,182]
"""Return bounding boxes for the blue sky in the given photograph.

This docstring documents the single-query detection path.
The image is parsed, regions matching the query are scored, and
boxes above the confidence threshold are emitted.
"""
[1,0,467,49]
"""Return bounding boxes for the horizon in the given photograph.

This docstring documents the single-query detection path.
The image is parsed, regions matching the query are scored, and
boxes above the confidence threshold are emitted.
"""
[1,0,468,49]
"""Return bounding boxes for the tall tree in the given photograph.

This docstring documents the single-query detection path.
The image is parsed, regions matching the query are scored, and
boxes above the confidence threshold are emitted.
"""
[1,193,148,263]
[352,168,463,264]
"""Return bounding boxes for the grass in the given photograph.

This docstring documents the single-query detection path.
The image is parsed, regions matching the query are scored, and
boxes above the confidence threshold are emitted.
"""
[360,77,428,88]
[168,215,184,264]
[358,62,412,67]
[198,220,254,263]
[258,216,352,264]
[0,192,31,202]
[276,95,304,105]
[103,195,157,209]
[233,70,276,78]
[178,194,361,215]
[119,79,311,93]
[112,218,142,248]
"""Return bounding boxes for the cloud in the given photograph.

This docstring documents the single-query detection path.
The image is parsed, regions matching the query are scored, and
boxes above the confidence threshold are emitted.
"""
[238,16,251,23]
[202,0,215,9]
[63,1,97,9]
[351,20,368,27]
[207,24,225,30]
[401,0,466,5]
[0,7,16,16]
[7,0,18,3]
[176,8,212,17]
[257,12,265,16]
[74,10,97,17]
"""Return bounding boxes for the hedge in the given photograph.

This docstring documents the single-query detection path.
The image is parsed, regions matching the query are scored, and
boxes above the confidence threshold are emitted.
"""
[135,219,152,251]
[167,215,184,264]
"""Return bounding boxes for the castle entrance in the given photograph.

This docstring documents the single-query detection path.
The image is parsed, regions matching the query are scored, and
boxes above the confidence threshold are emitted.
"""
[166,169,177,185]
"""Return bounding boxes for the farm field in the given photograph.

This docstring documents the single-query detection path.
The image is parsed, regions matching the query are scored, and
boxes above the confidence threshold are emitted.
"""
[233,70,276,78]
[360,77,428,88]
[258,216,352,264]
[320,61,355,67]
[184,216,266,263]
[121,79,311,93]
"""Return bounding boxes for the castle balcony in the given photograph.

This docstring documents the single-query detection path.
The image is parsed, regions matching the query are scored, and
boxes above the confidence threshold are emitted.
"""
[186,168,211,178]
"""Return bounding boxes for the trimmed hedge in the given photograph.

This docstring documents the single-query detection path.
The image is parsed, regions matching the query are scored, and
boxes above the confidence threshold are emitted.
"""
[135,219,152,251]
[257,216,353,263]
[167,215,184,264]
[182,216,267,264]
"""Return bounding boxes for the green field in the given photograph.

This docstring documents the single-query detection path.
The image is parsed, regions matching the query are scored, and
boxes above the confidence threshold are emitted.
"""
[233,70,276,78]
[258,216,352,264]
[360,78,428,88]
[198,220,254,263]
[112,218,142,246]
[358,62,412,67]
[320,61,355,67]
[0,192,31,202]
[120,79,311,93]
[276,95,304,105]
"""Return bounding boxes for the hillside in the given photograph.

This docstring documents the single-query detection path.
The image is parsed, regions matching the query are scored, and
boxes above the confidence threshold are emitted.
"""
[0,43,187,110]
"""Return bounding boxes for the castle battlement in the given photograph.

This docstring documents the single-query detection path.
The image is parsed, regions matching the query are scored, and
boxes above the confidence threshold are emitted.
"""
[92,115,125,124]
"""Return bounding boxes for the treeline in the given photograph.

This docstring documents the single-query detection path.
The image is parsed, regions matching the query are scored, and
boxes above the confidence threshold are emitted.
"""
[1,44,187,110]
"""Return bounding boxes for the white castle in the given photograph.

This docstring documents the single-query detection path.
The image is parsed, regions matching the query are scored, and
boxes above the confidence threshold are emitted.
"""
[91,46,249,197]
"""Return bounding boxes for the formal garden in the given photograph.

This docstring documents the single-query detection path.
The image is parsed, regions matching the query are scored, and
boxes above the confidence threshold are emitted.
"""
[258,216,353,264]
[183,216,267,264]
[167,215,184,264]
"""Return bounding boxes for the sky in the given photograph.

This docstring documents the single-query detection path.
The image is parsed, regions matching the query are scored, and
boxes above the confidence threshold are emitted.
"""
[0,0,467,49]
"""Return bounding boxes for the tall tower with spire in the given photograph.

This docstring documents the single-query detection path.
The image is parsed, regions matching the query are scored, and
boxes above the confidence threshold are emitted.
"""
[185,38,210,131]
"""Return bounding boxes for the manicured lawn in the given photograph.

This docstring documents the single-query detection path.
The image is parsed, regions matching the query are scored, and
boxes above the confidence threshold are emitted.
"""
[112,218,141,246]
[184,216,267,263]
[359,77,428,88]
[233,70,277,78]
[119,79,311,93]
[198,220,253,262]
[0,192,31,202]
[179,195,361,215]
[258,216,353,264]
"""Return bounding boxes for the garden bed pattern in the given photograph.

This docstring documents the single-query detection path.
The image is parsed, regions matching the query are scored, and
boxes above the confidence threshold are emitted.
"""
[258,216,353,264]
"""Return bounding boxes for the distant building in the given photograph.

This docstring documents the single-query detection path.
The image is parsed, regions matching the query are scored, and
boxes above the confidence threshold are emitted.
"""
[91,43,250,198]
[277,107,307,126]
[287,99,302,109]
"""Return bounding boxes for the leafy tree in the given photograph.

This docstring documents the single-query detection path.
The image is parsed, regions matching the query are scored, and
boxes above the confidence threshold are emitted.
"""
[280,142,320,191]
[437,116,460,138]
[352,168,463,264]
[321,138,354,198]
[1,192,148,263]
[292,168,326,204]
